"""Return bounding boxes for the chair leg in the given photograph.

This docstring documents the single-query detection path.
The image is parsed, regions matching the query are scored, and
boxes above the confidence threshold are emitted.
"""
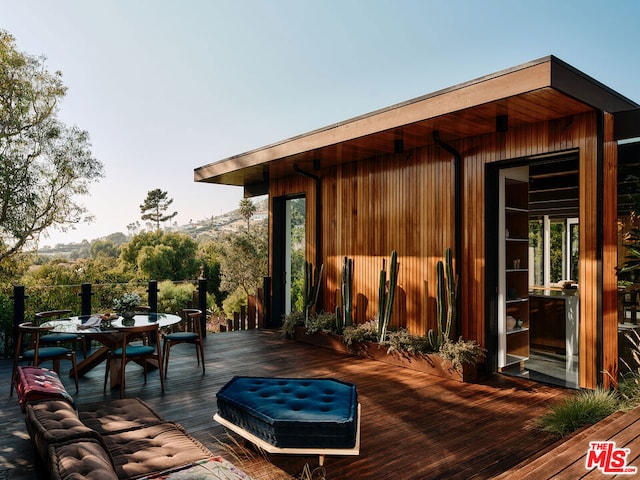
[9,361,19,397]
[158,352,167,393]
[163,341,171,379]
[198,343,205,374]
[103,356,111,393]
[70,352,79,393]
[120,356,126,399]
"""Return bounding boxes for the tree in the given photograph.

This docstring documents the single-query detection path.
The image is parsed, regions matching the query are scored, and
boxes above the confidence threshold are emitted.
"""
[140,189,177,231]
[238,198,257,231]
[119,231,199,280]
[219,225,268,298]
[0,31,104,265]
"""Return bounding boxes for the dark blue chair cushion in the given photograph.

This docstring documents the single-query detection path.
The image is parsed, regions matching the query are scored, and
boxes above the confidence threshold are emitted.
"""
[112,345,155,357]
[41,333,78,343]
[165,332,199,341]
[216,376,358,449]
[23,347,70,360]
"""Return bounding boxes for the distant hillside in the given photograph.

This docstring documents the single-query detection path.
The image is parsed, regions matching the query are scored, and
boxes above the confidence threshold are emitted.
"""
[38,197,268,258]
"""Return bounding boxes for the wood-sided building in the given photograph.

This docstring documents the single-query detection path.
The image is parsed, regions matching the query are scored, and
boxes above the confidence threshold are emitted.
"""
[195,56,640,390]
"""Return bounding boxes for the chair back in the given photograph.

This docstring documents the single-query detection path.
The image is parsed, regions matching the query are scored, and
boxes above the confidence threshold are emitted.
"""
[116,323,160,350]
[35,310,72,324]
[177,308,202,334]
[16,322,54,364]
[110,322,164,397]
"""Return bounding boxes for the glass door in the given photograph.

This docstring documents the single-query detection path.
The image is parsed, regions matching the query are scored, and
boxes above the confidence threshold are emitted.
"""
[284,197,306,315]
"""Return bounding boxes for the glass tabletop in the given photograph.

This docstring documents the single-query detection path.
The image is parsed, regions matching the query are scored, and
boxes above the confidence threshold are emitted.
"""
[41,313,182,333]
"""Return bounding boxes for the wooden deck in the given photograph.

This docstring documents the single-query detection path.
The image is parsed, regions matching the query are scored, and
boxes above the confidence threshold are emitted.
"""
[495,405,640,479]
[0,329,607,479]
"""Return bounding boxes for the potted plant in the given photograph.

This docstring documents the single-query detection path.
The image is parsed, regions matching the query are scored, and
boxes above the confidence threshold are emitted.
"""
[113,292,142,324]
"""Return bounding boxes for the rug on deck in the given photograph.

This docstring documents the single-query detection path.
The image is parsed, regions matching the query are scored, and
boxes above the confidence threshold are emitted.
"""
[139,456,254,480]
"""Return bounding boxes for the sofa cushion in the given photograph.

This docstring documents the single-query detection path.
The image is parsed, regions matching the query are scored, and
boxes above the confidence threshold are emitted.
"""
[49,437,119,480]
[14,366,74,413]
[78,398,164,435]
[101,422,212,479]
[25,400,104,465]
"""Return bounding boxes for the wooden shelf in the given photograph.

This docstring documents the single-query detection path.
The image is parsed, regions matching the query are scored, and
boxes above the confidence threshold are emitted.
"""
[500,173,530,370]
[507,327,529,335]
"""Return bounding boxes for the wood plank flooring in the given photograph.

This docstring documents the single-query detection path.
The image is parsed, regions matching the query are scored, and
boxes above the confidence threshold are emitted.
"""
[495,406,640,479]
[1,329,574,479]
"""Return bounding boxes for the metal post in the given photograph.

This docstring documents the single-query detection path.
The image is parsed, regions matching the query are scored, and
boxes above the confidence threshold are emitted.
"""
[80,283,92,315]
[262,276,271,328]
[198,278,207,337]
[80,283,93,353]
[148,280,158,313]
[12,285,26,349]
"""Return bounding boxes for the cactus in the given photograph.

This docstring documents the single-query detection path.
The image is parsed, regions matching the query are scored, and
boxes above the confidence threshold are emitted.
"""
[428,247,457,350]
[377,250,399,343]
[336,257,353,333]
[303,261,323,323]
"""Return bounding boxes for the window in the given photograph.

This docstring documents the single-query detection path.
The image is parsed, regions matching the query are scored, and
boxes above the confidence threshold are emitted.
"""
[529,216,579,287]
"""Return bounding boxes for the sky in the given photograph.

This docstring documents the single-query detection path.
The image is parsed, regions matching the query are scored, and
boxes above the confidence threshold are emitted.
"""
[2,0,640,247]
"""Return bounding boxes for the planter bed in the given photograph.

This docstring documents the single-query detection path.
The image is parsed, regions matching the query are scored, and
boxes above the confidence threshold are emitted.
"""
[291,327,477,382]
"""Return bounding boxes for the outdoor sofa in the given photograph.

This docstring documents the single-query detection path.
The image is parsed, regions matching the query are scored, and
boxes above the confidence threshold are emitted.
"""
[15,366,251,480]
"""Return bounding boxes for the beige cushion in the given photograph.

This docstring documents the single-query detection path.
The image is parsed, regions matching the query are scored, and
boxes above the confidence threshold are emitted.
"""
[25,400,103,464]
[78,397,164,435]
[102,422,212,479]
[48,437,118,480]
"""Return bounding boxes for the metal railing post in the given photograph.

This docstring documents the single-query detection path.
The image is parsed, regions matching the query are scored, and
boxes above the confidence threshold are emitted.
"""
[12,285,26,348]
[80,283,93,353]
[80,283,92,316]
[262,276,271,328]
[198,278,207,337]
[148,280,158,313]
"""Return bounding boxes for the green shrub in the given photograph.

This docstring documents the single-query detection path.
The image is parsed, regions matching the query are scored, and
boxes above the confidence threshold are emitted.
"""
[157,280,196,313]
[618,329,640,409]
[305,311,337,335]
[438,337,486,370]
[222,287,247,319]
[342,320,378,346]
[536,388,619,438]
[385,328,434,355]
[281,310,305,337]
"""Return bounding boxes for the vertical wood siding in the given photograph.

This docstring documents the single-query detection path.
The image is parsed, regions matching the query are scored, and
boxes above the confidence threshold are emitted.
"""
[602,113,619,389]
[270,111,615,388]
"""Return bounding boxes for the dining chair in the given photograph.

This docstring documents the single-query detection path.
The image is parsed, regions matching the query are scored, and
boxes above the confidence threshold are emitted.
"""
[134,305,152,313]
[103,323,164,399]
[162,308,205,379]
[11,322,79,395]
[35,310,86,358]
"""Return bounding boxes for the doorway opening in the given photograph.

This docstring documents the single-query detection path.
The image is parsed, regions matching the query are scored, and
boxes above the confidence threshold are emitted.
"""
[497,153,580,388]
[272,195,306,325]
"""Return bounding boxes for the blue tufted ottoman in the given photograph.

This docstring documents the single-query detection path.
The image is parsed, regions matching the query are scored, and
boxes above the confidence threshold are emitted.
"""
[214,377,360,465]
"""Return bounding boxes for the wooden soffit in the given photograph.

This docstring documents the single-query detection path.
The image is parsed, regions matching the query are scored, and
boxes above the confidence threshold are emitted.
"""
[194,56,638,188]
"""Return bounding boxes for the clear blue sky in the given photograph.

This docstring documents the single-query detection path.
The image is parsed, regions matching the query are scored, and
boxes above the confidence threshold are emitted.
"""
[3,0,640,246]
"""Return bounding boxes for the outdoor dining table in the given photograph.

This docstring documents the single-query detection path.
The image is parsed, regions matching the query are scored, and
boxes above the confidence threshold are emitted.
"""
[40,313,182,388]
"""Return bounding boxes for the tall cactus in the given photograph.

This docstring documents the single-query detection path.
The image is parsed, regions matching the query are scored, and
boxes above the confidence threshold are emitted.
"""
[303,261,323,323]
[377,250,399,343]
[428,247,457,350]
[336,257,353,333]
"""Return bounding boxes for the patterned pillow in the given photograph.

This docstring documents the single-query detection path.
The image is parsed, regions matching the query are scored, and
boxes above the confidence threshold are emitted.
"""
[15,366,74,413]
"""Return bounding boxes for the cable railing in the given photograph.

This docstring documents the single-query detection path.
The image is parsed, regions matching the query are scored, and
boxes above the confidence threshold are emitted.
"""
[1,278,270,359]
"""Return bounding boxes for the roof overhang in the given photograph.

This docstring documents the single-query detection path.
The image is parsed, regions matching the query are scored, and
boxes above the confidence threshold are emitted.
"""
[194,55,639,190]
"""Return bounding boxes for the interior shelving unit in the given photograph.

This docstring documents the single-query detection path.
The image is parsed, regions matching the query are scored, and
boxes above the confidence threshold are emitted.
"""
[499,168,530,370]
